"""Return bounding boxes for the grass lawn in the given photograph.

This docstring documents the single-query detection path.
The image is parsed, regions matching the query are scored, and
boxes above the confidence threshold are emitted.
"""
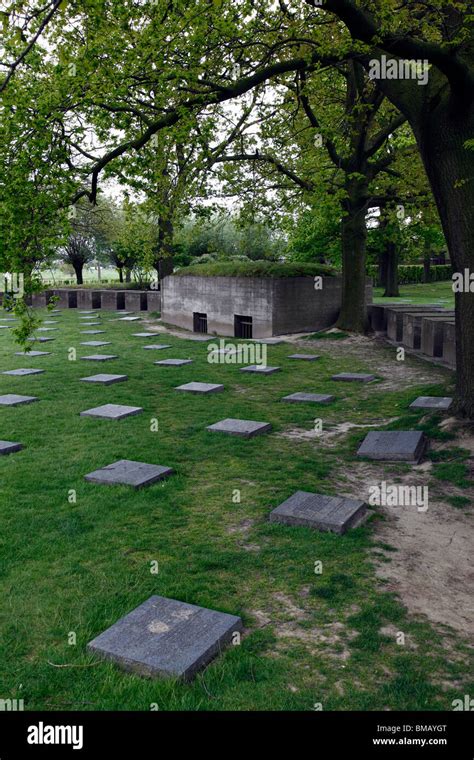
[0,308,471,711]
[373,280,454,307]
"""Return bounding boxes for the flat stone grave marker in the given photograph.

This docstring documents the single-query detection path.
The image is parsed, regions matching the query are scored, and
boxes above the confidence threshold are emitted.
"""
[176,382,224,395]
[282,392,334,404]
[79,311,98,315]
[81,354,118,362]
[143,344,171,350]
[288,354,320,361]
[80,341,111,347]
[133,333,156,338]
[15,351,51,357]
[27,336,55,343]
[331,372,375,383]
[269,490,368,534]
[410,396,453,411]
[257,338,284,345]
[0,394,39,406]
[37,327,58,332]
[81,321,101,326]
[0,440,23,455]
[43,320,59,324]
[154,359,192,366]
[80,403,142,420]
[84,459,173,488]
[87,594,242,681]
[117,316,140,321]
[240,365,280,375]
[115,311,134,315]
[0,317,16,322]
[0,325,12,329]
[207,418,271,438]
[2,368,44,376]
[357,430,427,462]
[81,330,105,335]
[81,374,128,385]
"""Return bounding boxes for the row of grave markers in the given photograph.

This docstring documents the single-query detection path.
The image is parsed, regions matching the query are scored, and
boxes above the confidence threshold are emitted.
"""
[0,307,454,681]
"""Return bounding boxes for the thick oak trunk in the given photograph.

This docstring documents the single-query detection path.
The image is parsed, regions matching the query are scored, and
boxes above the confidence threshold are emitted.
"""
[336,180,369,332]
[416,106,474,417]
[383,241,399,297]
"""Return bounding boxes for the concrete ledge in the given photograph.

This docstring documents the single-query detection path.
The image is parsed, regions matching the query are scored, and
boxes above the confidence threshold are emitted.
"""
[421,316,455,358]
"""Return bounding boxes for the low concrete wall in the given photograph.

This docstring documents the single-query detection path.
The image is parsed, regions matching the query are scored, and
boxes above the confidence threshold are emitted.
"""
[421,316,455,358]
[161,274,372,337]
[124,291,147,311]
[146,291,161,312]
[442,323,456,367]
[28,288,157,311]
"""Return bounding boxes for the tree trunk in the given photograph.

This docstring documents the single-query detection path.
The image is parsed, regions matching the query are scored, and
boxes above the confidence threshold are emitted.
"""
[377,249,387,289]
[118,267,123,283]
[415,106,474,417]
[383,241,399,297]
[423,253,431,283]
[73,262,84,285]
[125,269,131,283]
[336,179,369,332]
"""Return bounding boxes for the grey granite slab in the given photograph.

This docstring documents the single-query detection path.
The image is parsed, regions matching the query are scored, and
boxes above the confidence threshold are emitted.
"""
[409,396,453,411]
[0,440,23,455]
[80,354,118,361]
[143,344,171,350]
[282,392,334,404]
[288,354,320,361]
[2,368,44,376]
[87,594,242,681]
[80,374,128,385]
[331,373,375,383]
[269,490,368,534]
[80,341,111,347]
[357,430,427,462]
[15,351,51,357]
[84,459,173,488]
[175,382,224,395]
[0,394,39,406]
[81,330,105,335]
[207,418,271,438]
[240,365,280,375]
[80,403,142,420]
[154,359,193,366]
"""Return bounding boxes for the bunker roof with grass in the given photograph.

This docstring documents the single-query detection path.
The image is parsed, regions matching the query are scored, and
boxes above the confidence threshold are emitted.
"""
[173,260,337,278]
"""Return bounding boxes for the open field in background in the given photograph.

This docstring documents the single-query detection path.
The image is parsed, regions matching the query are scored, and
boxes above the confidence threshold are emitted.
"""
[0,307,471,711]
[37,267,121,287]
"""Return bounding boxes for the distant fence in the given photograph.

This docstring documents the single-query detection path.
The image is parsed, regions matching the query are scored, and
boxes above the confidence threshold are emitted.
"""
[367,264,453,285]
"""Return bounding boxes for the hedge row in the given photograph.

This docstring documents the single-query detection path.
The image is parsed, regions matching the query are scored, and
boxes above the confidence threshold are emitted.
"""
[367,264,453,285]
